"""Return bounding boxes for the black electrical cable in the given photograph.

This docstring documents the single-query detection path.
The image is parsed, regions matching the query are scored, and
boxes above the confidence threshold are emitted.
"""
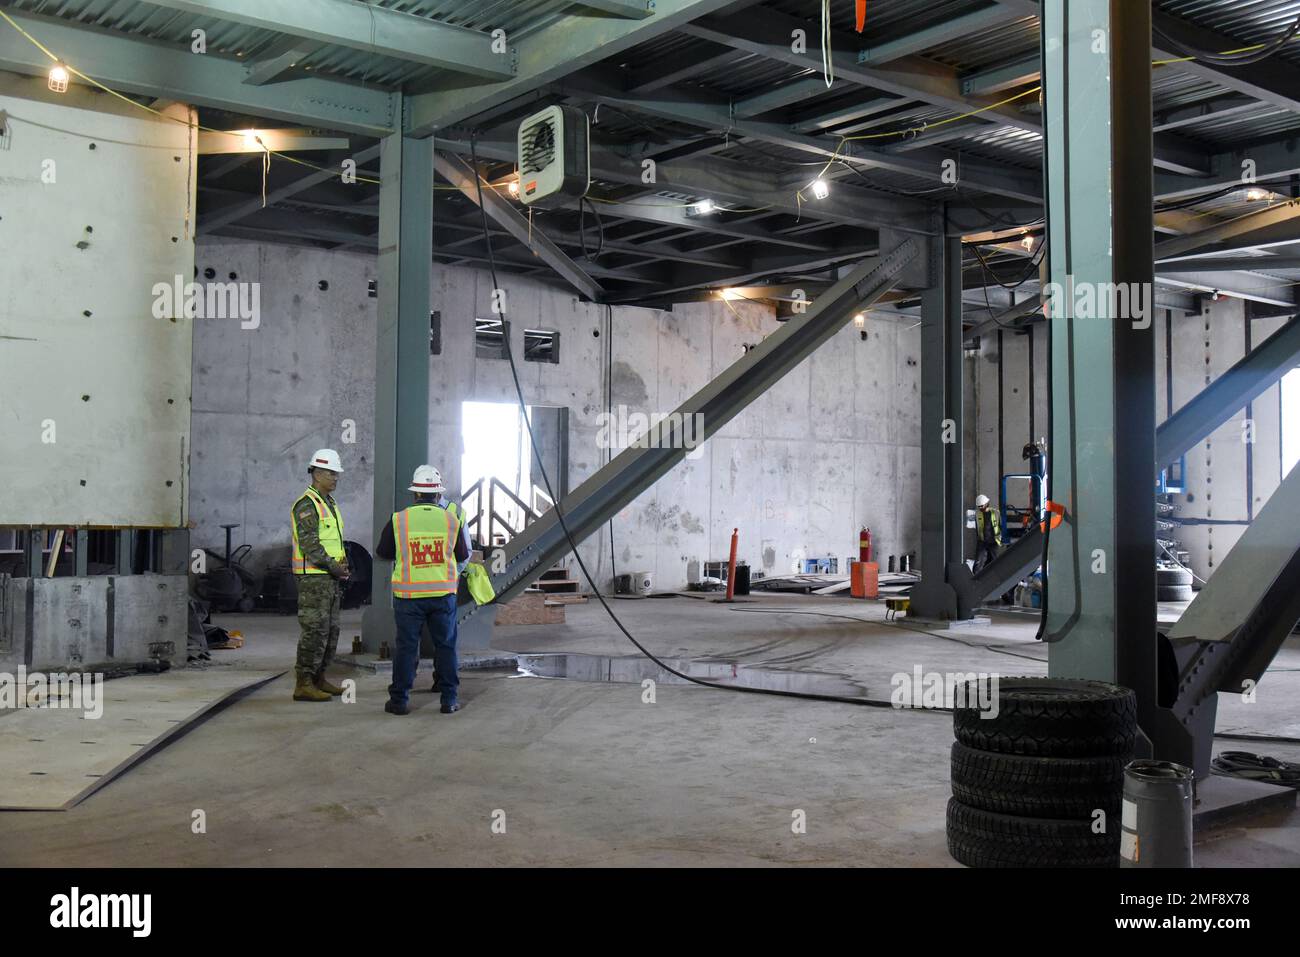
[468,134,902,709]
[970,239,1046,290]
[1210,751,1300,786]
[605,302,617,585]
[1154,16,1300,67]
[578,196,604,263]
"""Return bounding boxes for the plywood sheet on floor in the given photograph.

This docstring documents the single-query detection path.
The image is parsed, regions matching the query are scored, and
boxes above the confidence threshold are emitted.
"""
[0,667,280,810]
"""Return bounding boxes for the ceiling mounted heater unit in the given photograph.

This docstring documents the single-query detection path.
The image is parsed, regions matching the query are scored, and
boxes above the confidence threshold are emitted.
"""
[517,105,590,207]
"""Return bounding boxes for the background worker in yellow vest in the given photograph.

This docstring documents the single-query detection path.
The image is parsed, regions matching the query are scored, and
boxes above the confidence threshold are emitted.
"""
[974,493,1003,573]
[290,449,350,702]
[375,465,469,716]
[429,494,471,697]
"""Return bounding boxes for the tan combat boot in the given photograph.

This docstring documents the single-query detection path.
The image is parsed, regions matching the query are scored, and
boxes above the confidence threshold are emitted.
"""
[293,673,332,702]
[314,672,345,696]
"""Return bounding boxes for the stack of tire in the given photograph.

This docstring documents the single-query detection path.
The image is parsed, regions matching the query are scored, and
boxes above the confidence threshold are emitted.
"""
[1157,564,1194,602]
[946,677,1137,868]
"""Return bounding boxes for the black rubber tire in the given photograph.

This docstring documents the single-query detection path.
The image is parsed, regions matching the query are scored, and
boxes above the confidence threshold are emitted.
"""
[1157,565,1193,587]
[950,742,1125,819]
[1157,584,1195,602]
[946,798,1119,868]
[953,677,1137,757]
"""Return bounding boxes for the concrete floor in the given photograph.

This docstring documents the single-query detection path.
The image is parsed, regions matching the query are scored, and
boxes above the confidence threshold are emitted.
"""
[1,594,1297,867]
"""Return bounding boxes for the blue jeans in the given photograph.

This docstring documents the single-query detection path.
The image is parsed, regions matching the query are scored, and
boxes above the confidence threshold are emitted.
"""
[389,593,458,707]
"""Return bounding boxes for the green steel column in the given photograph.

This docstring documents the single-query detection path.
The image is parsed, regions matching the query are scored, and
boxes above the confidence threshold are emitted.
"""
[944,222,975,617]
[1042,1,1158,733]
[362,107,433,653]
[910,222,959,619]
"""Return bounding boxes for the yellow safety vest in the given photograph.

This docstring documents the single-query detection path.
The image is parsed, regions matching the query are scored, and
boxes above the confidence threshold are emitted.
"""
[976,507,1002,545]
[465,563,496,605]
[391,504,460,599]
[291,487,346,575]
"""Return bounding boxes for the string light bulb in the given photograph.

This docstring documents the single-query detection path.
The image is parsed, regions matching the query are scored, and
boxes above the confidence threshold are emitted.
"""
[811,178,830,200]
[48,64,69,93]
[508,179,520,198]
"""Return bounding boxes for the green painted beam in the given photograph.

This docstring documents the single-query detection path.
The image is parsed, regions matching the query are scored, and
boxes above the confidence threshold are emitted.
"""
[574,0,654,18]
[406,0,738,134]
[138,0,512,79]
[565,74,1044,203]
[0,10,396,135]
[861,5,1026,64]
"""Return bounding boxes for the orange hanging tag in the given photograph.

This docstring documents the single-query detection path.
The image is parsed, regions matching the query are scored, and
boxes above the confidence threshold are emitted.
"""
[856,0,867,32]
[1040,500,1066,533]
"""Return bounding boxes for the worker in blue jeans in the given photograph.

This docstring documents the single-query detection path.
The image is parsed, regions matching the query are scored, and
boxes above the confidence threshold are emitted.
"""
[375,466,469,715]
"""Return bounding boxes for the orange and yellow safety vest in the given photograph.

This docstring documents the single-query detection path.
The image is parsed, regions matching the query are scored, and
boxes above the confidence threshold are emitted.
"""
[391,504,460,599]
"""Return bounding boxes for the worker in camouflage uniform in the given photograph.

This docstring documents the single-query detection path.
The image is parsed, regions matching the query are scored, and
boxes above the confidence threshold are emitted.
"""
[290,448,350,702]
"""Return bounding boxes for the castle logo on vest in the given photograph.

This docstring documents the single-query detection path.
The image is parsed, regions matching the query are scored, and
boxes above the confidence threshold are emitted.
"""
[410,539,445,567]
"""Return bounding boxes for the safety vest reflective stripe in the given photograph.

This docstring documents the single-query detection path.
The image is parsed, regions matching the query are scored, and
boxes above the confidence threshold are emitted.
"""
[291,487,345,575]
[391,505,459,597]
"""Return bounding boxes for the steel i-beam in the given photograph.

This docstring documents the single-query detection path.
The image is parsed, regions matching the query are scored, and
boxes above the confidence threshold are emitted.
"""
[458,239,920,648]
[1041,1,1159,750]
[361,117,434,652]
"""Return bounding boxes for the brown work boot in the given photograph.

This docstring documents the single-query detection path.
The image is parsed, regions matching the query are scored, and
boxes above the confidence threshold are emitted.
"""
[293,674,332,702]
[313,672,345,696]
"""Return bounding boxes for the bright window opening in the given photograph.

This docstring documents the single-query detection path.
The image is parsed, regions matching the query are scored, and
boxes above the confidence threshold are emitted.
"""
[1283,367,1300,479]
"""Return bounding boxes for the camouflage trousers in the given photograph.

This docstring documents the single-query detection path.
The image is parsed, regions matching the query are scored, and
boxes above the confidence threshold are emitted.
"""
[295,576,340,680]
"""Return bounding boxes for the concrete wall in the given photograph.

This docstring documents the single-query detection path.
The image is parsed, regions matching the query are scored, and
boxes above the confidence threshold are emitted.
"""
[191,240,923,591]
[0,75,195,526]
[971,299,1290,581]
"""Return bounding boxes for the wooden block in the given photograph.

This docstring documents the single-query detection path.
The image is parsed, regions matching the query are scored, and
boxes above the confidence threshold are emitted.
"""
[495,591,566,626]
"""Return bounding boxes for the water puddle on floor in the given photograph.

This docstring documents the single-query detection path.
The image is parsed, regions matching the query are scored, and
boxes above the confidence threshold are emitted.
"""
[513,653,866,697]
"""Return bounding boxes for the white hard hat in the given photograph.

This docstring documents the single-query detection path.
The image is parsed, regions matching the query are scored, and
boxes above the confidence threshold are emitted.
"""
[308,448,343,473]
[975,494,990,507]
[408,464,445,494]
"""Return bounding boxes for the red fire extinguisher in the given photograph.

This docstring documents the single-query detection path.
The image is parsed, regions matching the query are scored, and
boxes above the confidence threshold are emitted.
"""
[859,527,872,564]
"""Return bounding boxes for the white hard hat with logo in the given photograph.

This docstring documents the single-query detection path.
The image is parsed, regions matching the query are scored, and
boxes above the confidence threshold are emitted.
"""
[308,448,344,473]
[975,494,990,507]
[409,464,445,494]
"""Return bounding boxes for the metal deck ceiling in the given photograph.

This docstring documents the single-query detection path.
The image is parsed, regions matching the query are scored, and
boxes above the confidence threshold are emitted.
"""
[2,0,1298,311]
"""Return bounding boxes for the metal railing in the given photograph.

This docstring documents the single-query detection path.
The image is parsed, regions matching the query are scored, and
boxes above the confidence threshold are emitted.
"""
[460,477,553,549]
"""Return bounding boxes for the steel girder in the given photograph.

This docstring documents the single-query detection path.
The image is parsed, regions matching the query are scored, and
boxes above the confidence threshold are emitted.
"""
[1040,1,1159,744]
[456,239,921,647]
[972,316,1300,605]
[434,153,606,302]
[909,218,972,620]
[0,9,396,135]
[406,0,742,135]
[1157,315,1300,468]
[136,0,511,79]
[361,120,434,652]
[1160,465,1300,776]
